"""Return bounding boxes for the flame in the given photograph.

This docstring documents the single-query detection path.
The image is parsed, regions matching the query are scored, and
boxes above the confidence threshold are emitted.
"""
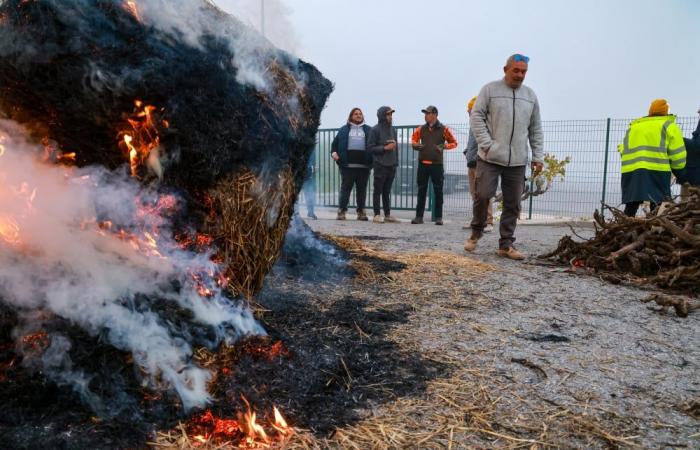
[186,400,292,447]
[124,1,142,21]
[0,214,20,245]
[120,100,167,178]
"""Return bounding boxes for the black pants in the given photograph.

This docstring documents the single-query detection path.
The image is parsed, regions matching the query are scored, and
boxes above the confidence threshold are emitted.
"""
[624,201,657,217]
[338,167,370,212]
[373,165,396,215]
[470,160,526,249]
[415,163,444,219]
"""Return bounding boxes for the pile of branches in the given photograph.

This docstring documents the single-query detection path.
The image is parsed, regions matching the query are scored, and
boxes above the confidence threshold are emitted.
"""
[541,186,700,294]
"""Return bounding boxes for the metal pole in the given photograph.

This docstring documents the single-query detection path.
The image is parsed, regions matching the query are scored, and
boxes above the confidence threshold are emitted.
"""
[601,118,611,218]
[527,175,534,220]
[260,0,265,37]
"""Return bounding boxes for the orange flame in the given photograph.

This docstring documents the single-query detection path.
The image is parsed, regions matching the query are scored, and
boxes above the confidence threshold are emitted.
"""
[0,215,20,245]
[120,100,167,178]
[124,1,142,22]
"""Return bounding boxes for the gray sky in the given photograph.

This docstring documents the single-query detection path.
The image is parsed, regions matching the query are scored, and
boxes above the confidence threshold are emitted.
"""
[219,0,700,127]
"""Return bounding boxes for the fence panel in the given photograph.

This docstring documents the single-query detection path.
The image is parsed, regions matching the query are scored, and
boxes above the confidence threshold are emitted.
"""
[310,116,699,220]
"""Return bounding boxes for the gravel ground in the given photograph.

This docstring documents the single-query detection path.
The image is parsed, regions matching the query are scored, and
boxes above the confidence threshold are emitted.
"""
[301,210,700,448]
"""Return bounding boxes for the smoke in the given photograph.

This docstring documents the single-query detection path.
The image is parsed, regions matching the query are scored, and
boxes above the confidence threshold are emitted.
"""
[133,0,298,89]
[213,0,300,55]
[0,120,264,411]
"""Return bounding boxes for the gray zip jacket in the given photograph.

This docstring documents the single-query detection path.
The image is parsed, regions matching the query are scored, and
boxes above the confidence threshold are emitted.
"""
[471,78,544,166]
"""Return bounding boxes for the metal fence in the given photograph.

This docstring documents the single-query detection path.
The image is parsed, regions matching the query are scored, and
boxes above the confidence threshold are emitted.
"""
[308,117,699,221]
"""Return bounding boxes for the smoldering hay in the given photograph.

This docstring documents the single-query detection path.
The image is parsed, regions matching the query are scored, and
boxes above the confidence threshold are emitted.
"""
[0,0,332,412]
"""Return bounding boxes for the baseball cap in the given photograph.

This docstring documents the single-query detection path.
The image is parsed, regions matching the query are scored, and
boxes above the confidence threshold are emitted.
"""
[421,105,438,115]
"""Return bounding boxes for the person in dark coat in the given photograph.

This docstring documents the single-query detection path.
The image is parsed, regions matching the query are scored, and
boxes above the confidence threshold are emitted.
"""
[331,108,373,220]
[680,108,700,194]
[367,106,400,223]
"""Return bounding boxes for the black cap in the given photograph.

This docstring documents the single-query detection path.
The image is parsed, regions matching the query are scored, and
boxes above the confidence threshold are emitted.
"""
[421,105,438,115]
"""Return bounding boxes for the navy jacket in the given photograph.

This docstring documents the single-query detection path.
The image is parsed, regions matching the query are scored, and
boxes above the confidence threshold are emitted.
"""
[683,118,700,185]
[331,123,373,168]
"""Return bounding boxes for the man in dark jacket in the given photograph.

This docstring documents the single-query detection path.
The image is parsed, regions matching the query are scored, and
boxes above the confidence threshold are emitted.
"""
[331,108,373,220]
[410,105,458,225]
[681,108,700,194]
[368,106,400,223]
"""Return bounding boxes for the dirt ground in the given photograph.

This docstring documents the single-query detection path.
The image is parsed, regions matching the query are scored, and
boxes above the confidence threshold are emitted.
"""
[281,212,700,449]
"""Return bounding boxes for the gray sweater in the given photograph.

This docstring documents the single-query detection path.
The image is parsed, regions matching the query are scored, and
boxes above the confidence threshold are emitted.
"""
[471,78,544,167]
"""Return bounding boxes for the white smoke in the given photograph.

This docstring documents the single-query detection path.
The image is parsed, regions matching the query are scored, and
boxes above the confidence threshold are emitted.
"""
[133,0,299,90]
[0,120,264,410]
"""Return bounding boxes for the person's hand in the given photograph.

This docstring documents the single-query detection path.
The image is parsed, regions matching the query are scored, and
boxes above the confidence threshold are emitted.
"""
[532,161,544,177]
[384,142,397,151]
[331,152,339,161]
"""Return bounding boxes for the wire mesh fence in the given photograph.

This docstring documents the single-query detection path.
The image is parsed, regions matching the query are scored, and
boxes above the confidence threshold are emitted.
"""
[309,116,699,221]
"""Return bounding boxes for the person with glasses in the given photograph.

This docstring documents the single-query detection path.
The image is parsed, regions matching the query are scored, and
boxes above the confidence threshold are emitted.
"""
[368,106,400,223]
[464,53,544,260]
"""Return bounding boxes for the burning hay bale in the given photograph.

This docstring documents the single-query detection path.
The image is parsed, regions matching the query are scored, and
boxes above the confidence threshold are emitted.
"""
[0,0,331,438]
[0,0,332,297]
[541,186,700,307]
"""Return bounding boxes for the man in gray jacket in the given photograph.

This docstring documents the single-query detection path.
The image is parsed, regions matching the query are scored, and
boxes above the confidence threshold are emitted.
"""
[368,106,400,223]
[464,54,544,260]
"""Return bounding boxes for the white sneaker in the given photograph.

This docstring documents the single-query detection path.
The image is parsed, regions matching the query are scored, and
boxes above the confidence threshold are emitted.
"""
[484,224,494,233]
[372,215,384,223]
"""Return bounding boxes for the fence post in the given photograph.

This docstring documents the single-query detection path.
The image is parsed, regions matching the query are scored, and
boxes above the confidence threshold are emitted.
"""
[601,118,611,218]
[527,175,534,220]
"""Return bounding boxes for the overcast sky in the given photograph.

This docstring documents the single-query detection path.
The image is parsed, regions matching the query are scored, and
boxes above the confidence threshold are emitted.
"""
[219,0,700,127]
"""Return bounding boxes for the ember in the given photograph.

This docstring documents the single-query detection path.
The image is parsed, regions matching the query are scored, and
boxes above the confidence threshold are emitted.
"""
[187,399,292,448]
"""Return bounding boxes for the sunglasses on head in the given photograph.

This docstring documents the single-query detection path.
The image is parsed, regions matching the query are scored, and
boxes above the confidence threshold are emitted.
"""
[513,54,530,63]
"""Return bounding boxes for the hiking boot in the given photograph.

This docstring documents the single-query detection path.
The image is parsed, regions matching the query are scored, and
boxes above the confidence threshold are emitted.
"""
[336,209,346,220]
[463,234,480,252]
[411,216,424,224]
[384,215,400,223]
[372,214,384,223]
[435,218,443,225]
[357,210,368,221]
[484,224,494,233]
[497,247,525,260]
[307,212,318,220]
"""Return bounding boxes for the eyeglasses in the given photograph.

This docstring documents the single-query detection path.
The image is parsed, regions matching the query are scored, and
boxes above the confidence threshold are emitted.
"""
[513,54,530,63]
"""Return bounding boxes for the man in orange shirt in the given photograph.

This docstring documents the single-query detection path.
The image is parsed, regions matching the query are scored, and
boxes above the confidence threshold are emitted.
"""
[410,105,458,225]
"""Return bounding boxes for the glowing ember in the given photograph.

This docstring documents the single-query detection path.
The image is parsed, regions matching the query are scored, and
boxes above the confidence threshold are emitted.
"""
[187,400,292,448]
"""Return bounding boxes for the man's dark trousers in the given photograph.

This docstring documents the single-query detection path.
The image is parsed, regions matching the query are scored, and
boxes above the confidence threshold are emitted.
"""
[471,159,526,249]
[415,163,444,219]
[338,167,370,212]
[373,166,396,216]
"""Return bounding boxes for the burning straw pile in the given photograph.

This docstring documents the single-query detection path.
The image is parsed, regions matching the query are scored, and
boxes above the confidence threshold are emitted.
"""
[0,0,332,298]
[541,186,700,306]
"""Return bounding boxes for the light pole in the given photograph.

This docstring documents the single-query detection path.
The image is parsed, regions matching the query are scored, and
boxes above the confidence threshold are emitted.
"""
[260,0,265,37]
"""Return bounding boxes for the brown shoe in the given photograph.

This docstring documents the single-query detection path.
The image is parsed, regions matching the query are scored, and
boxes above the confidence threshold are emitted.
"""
[336,209,346,220]
[497,247,525,260]
[463,234,480,252]
[384,215,400,223]
[357,210,368,221]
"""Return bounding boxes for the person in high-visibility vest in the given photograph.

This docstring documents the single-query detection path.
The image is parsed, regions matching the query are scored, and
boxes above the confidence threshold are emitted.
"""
[618,99,686,217]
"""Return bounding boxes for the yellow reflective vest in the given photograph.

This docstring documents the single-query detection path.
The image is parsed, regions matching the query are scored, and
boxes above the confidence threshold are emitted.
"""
[618,115,686,174]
